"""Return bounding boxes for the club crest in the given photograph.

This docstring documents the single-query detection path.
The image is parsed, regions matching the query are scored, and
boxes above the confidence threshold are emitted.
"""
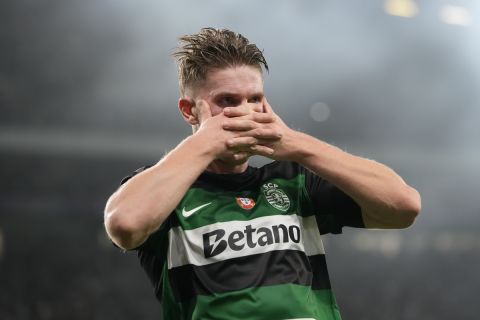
[262,182,290,211]
[236,197,255,210]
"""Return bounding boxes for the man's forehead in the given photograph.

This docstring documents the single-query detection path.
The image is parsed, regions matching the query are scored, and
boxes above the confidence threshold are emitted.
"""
[202,66,264,97]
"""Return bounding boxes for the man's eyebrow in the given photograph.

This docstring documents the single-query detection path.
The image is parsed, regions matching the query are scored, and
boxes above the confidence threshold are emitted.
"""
[210,91,264,98]
[212,92,240,97]
[250,92,264,98]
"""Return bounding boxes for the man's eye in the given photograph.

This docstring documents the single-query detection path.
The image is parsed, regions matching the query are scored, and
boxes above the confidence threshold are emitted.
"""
[249,96,261,103]
[219,97,236,106]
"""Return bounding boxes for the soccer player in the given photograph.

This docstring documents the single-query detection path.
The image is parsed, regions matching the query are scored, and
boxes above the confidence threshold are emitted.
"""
[104,28,421,320]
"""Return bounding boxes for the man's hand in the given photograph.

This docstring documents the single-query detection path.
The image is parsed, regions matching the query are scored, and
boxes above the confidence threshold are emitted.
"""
[193,99,276,162]
[222,98,300,161]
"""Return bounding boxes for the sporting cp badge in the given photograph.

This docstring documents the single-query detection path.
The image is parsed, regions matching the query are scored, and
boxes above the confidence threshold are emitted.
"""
[262,182,291,211]
[236,197,256,210]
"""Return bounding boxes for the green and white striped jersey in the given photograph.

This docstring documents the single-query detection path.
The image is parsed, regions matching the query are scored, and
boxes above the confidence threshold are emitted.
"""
[120,161,364,320]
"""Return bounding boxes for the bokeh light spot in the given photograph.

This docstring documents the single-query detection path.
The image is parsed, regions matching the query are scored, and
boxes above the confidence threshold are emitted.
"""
[384,0,418,18]
[310,102,331,122]
[440,5,472,26]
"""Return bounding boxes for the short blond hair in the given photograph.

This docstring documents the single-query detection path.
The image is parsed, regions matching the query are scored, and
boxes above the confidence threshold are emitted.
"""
[172,27,268,96]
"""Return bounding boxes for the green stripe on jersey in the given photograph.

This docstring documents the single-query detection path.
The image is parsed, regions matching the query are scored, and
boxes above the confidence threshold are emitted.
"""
[174,284,341,320]
[176,175,315,230]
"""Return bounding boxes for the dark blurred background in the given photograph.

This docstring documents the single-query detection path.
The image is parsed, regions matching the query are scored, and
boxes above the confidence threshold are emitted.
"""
[1,0,479,319]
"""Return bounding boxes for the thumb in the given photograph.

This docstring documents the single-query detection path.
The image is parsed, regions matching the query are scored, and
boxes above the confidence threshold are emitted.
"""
[262,97,274,115]
[194,99,213,123]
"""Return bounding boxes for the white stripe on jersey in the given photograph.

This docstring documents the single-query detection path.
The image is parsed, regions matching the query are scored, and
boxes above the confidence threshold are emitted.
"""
[167,214,325,269]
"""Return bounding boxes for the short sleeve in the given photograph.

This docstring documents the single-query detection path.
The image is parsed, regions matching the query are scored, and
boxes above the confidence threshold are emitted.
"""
[119,165,153,186]
[301,166,364,234]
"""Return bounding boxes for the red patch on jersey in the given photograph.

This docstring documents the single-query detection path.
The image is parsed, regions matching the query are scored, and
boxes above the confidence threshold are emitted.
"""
[236,197,255,210]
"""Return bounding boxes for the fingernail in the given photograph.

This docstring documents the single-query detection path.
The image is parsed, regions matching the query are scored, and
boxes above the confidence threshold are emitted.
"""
[224,108,231,114]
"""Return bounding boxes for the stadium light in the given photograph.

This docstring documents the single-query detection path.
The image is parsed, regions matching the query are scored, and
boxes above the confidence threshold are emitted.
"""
[384,0,419,18]
[440,5,473,26]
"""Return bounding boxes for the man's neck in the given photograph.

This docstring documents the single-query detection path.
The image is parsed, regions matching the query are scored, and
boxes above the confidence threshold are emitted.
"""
[206,159,249,174]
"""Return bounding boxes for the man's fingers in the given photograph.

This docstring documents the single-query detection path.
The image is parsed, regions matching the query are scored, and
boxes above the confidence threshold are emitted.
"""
[251,112,274,123]
[226,139,275,158]
[249,145,275,157]
[236,128,282,140]
[253,128,282,140]
[223,107,246,117]
[222,113,274,132]
[223,110,274,123]
[223,104,250,117]
[232,152,251,161]
[223,119,258,131]
[226,137,258,149]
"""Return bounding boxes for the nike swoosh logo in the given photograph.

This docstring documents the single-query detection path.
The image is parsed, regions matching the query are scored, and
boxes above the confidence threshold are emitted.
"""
[182,202,212,218]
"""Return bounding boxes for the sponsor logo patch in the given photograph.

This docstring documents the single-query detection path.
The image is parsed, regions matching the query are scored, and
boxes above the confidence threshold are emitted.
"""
[262,182,290,211]
[167,214,325,269]
[182,202,212,218]
[203,223,301,258]
[236,197,255,210]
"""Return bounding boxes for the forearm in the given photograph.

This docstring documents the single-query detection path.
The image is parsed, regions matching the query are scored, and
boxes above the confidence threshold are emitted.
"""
[288,131,421,228]
[104,135,215,250]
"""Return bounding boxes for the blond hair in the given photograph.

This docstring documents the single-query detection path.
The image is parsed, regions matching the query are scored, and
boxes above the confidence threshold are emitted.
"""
[172,27,268,96]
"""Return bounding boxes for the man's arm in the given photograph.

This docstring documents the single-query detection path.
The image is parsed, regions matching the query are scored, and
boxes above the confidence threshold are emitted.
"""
[104,100,277,250]
[223,99,421,228]
[289,133,421,228]
[104,134,214,250]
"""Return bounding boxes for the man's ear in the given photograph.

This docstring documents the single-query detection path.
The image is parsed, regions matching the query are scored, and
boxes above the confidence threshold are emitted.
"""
[178,97,199,125]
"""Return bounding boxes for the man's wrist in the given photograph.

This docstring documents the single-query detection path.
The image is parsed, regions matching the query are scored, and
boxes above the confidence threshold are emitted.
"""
[184,133,219,162]
[286,130,321,163]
